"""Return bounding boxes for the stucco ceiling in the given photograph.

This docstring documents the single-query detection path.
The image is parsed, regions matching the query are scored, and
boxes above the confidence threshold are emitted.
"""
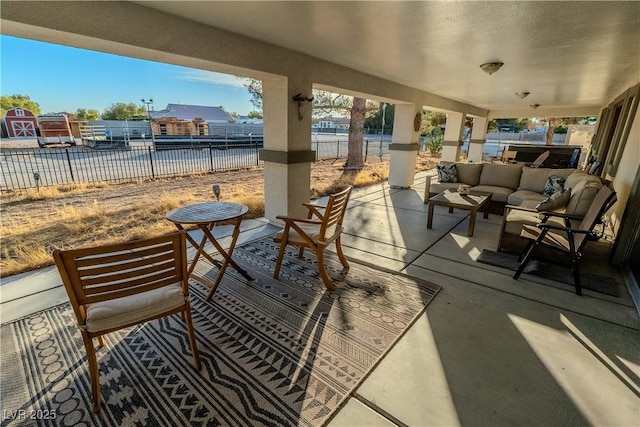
[137,1,639,114]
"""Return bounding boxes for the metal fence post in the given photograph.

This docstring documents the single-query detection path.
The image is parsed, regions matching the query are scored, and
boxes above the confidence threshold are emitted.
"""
[365,138,369,162]
[65,149,75,182]
[148,146,155,178]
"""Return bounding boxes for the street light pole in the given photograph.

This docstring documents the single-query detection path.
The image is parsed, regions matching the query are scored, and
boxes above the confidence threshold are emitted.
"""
[141,98,155,143]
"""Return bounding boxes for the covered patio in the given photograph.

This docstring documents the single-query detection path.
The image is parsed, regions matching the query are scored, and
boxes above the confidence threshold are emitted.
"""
[3,175,638,425]
[2,1,639,425]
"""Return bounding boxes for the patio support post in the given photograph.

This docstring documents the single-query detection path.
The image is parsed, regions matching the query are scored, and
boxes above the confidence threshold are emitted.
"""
[468,117,489,162]
[259,76,315,222]
[389,104,421,188]
[441,112,466,162]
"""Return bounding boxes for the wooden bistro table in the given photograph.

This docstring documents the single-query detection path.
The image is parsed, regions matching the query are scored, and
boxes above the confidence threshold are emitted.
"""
[166,201,253,300]
[427,189,492,237]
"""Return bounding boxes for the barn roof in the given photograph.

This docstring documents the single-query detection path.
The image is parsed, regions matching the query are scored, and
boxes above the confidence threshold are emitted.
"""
[150,104,234,122]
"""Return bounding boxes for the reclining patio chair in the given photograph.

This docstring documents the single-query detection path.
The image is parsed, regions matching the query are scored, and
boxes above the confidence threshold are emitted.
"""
[53,231,202,412]
[273,186,352,289]
[513,184,617,295]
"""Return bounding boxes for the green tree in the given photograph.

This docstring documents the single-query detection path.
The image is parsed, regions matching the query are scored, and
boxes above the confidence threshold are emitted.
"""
[1,94,41,116]
[102,102,147,120]
[364,103,395,133]
[242,78,377,171]
[420,111,447,136]
[247,110,263,119]
[490,118,529,133]
[244,79,263,111]
[75,108,100,120]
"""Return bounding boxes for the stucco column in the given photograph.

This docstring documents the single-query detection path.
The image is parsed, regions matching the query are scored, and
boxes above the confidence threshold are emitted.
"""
[468,117,489,163]
[441,112,466,162]
[389,104,421,188]
[259,76,315,222]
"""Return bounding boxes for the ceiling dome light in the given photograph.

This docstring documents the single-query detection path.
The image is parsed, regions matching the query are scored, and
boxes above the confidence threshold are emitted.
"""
[515,92,530,99]
[479,62,504,75]
[530,104,540,109]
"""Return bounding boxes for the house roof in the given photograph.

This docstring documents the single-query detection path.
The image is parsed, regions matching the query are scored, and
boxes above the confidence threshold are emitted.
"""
[150,104,234,122]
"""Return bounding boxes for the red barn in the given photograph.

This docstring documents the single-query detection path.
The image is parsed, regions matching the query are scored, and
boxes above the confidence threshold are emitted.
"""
[3,107,39,138]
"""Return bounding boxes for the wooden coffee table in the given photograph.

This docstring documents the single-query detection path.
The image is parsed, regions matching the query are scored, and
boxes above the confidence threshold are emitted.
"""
[427,189,492,237]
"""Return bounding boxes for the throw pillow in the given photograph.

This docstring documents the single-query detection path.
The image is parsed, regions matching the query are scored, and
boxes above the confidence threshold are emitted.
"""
[437,163,458,183]
[542,175,566,197]
[536,188,571,212]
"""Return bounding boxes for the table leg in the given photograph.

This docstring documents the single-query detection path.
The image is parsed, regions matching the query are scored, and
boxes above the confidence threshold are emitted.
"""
[483,196,492,219]
[173,224,214,276]
[427,202,435,229]
[468,209,477,237]
[203,218,253,300]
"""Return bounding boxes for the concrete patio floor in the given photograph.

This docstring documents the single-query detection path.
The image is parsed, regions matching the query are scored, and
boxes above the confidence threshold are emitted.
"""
[2,170,639,426]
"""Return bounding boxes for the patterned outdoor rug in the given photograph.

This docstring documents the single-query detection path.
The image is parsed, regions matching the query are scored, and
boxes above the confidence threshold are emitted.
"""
[1,238,440,427]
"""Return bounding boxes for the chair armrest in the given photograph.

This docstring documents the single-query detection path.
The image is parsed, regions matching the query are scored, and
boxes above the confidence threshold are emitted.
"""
[302,203,327,219]
[276,215,322,225]
[536,222,591,234]
[537,211,583,221]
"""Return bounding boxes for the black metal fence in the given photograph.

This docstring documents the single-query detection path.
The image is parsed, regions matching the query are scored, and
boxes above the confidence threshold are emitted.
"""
[0,138,392,191]
[0,143,262,191]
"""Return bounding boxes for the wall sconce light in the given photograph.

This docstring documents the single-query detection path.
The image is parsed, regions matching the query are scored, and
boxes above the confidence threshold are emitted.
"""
[293,93,314,120]
[530,103,540,109]
[515,92,530,99]
[479,62,504,75]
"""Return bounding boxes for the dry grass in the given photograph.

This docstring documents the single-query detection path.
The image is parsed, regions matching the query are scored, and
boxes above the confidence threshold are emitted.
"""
[1,156,437,277]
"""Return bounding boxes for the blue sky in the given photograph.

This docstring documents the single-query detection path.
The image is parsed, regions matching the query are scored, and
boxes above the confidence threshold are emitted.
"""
[0,35,256,115]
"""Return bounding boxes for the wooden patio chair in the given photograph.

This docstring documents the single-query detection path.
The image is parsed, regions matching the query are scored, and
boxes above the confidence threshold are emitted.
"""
[513,184,617,295]
[273,186,352,289]
[53,231,202,412]
[501,149,518,163]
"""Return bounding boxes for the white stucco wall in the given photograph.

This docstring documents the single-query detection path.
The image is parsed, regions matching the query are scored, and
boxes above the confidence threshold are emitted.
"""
[610,110,640,233]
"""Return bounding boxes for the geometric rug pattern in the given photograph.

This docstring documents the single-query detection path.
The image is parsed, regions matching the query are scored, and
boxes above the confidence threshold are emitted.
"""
[0,237,440,426]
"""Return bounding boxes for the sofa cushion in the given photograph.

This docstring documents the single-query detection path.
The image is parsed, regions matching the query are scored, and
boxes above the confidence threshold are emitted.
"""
[518,167,574,193]
[536,188,571,212]
[542,175,567,197]
[437,163,458,183]
[430,181,460,194]
[565,177,603,217]
[471,185,513,203]
[565,170,593,190]
[478,163,522,190]
[456,163,484,186]
[507,190,547,206]
[503,208,566,236]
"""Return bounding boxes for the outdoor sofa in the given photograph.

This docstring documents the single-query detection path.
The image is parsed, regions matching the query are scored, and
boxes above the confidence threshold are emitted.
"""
[424,162,604,253]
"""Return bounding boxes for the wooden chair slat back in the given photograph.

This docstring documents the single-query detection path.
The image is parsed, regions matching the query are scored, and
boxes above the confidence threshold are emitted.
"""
[319,186,352,240]
[54,232,187,307]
